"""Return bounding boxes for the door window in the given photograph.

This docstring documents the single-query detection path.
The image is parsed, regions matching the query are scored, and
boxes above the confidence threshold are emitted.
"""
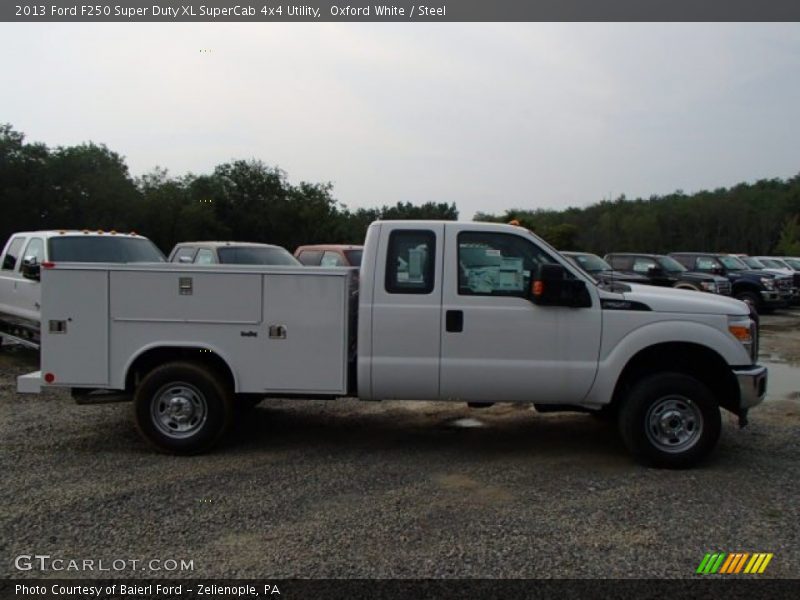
[457,232,557,296]
[22,238,44,264]
[321,251,346,267]
[173,247,197,263]
[194,248,215,264]
[632,257,658,273]
[385,230,436,294]
[695,257,719,271]
[297,250,323,266]
[2,237,25,271]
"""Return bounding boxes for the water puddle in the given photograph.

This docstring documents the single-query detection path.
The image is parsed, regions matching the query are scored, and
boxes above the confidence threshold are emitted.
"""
[761,360,800,401]
[446,417,487,429]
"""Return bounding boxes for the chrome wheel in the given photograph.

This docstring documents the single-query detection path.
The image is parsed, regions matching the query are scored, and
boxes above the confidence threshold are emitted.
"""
[645,395,703,454]
[151,383,208,439]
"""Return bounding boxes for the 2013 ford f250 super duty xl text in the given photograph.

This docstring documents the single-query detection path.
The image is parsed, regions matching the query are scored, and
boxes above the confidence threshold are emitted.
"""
[17,221,767,468]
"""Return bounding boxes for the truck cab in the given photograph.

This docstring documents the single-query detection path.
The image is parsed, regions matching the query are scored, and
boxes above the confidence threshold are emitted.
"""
[0,230,164,347]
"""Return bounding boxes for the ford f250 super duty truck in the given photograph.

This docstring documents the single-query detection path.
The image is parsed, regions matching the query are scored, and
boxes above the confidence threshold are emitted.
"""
[17,221,767,468]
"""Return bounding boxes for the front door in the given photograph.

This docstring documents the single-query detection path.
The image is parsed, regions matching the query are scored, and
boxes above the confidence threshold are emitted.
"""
[439,226,602,404]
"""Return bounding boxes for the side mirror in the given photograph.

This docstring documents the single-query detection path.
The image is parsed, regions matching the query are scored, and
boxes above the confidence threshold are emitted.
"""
[530,263,592,308]
[21,257,41,281]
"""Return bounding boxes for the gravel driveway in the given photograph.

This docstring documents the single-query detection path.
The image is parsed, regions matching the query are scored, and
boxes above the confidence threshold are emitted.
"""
[2,311,799,579]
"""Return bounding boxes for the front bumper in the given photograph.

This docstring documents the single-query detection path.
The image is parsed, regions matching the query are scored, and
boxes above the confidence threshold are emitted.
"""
[733,365,767,409]
[760,290,790,307]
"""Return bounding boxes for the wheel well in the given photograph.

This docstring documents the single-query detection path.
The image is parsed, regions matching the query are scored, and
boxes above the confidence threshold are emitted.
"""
[125,347,235,393]
[732,283,760,297]
[611,343,740,415]
[673,283,699,290]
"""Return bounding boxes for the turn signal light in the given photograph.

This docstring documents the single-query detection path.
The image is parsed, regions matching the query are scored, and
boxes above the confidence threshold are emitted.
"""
[728,325,752,343]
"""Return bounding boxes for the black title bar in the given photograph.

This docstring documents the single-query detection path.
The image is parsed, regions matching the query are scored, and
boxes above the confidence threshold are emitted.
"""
[5,0,800,22]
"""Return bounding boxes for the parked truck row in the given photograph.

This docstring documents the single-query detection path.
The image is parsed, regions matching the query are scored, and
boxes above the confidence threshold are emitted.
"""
[8,221,768,469]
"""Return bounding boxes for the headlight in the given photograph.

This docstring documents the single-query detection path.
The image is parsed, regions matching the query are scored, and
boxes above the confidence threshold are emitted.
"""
[700,281,716,292]
[760,277,774,290]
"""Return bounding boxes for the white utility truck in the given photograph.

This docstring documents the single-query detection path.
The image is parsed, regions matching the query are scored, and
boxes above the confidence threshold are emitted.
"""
[17,221,766,468]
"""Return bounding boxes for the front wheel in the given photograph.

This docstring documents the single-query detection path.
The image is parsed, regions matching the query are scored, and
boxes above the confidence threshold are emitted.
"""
[735,291,761,313]
[133,362,233,454]
[618,373,721,469]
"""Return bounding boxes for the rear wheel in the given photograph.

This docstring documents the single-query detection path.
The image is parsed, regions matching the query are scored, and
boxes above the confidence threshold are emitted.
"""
[133,361,233,454]
[618,373,721,469]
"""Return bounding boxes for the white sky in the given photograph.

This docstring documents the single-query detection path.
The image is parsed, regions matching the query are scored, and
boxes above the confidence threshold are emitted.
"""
[2,22,800,217]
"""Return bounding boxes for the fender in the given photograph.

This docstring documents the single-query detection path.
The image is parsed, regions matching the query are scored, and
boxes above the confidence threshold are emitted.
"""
[118,341,240,392]
[584,318,749,406]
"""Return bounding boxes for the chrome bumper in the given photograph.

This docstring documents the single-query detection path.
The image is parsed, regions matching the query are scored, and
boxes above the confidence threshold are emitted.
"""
[733,365,767,409]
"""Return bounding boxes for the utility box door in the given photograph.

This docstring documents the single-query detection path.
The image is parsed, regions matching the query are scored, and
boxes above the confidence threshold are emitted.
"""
[258,273,349,394]
[41,268,109,386]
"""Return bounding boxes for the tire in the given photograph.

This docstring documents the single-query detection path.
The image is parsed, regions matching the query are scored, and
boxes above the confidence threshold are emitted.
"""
[467,402,494,409]
[735,291,761,313]
[133,361,233,455]
[235,396,263,414]
[618,373,721,469]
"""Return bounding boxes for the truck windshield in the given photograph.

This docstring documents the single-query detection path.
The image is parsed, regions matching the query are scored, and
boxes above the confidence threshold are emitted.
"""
[758,258,786,269]
[344,249,363,267]
[783,258,800,270]
[49,237,166,263]
[217,246,300,266]
[718,256,748,270]
[656,256,687,273]
[569,253,611,273]
[741,257,765,269]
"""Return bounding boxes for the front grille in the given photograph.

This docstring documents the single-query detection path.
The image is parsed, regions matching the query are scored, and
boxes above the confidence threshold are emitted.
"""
[717,281,732,295]
[776,277,792,291]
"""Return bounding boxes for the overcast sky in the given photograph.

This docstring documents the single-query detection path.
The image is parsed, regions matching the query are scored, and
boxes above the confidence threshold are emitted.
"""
[2,23,800,217]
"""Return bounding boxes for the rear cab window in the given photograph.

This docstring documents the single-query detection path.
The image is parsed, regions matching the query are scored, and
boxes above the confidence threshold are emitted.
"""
[173,247,197,263]
[385,230,436,294]
[2,237,25,271]
[49,237,165,263]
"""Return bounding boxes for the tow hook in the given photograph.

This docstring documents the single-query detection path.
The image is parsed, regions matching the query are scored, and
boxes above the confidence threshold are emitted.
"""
[738,410,749,429]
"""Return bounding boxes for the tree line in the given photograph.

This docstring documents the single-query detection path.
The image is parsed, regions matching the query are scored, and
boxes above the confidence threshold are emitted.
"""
[0,124,457,254]
[2,123,800,256]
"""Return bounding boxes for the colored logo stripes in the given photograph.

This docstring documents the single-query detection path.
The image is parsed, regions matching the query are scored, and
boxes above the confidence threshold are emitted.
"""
[696,552,773,574]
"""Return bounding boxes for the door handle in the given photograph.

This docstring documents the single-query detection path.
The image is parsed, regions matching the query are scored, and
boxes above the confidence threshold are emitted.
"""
[445,310,463,333]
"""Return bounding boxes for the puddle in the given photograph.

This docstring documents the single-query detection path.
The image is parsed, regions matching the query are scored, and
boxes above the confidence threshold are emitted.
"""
[761,360,800,401]
[445,418,487,429]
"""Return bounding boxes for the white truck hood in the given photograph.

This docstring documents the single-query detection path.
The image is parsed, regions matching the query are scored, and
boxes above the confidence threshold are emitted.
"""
[613,283,749,316]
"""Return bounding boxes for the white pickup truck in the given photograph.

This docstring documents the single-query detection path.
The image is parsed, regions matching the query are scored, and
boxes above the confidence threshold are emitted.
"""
[17,221,766,468]
[0,230,165,348]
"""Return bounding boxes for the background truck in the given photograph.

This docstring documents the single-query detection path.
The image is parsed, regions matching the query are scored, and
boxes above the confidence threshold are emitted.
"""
[669,252,791,312]
[0,230,165,348]
[168,241,300,266]
[18,221,766,468]
[604,253,731,295]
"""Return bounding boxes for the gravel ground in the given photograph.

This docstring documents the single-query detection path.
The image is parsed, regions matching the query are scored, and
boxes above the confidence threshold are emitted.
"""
[1,310,799,579]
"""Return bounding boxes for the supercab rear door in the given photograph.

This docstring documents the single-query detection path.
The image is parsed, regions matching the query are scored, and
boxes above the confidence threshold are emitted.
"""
[367,223,444,400]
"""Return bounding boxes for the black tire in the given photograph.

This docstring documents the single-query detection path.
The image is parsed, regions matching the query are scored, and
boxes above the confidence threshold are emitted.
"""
[235,396,263,414]
[589,405,617,422]
[735,291,761,314]
[133,361,233,455]
[618,372,721,469]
